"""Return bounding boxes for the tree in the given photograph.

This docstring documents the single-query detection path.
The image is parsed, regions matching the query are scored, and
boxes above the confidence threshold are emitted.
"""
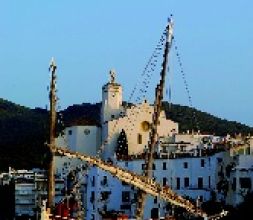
[116,129,128,159]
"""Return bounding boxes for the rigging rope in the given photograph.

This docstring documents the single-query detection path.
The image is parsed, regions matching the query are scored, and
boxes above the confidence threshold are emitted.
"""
[166,44,173,110]
[128,29,166,103]
[124,29,167,146]
[173,37,200,132]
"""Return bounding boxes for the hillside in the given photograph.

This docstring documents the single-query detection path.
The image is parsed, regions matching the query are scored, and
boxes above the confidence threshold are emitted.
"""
[0,98,49,170]
[163,102,253,136]
[0,98,252,170]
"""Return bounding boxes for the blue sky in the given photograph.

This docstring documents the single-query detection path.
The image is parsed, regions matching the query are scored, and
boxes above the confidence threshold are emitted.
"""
[0,1,253,126]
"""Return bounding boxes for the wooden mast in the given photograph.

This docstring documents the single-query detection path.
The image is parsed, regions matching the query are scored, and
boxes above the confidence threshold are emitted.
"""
[135,17,174,219]
[47,57,57,211]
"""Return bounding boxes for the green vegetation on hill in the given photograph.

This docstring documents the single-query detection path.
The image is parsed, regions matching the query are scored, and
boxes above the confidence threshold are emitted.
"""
[163,102,253,136]
[62,103,101,126]
[0,99,252,170]
[0,98,50,170]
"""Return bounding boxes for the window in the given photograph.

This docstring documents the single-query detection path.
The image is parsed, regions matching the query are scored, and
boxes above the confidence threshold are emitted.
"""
[152,163,156,170]
[111,114,115,119]
[163,162,167,170]
[240,177,251,189]
[68,130,72,135]
[163,177,167,186]
[122,191,130,203]
[101,191,110,201]
[184,177,189,188]
[84,129,90,135]
[134,193,137,201]
[120,204,131,210]
[232,177,236,191]
[217,158,223,163]
[208,176,211,188]
[154,196,158,204]
[198,177,203,189]
[183,162,188,169]
[91,176,95,187]
[141,164,146,170]
[138,134,142,144]
[201,159,205,167]
[176,178,180,190]
[90,191,95,203]
[101,176,107,186]
[199,196,203,202]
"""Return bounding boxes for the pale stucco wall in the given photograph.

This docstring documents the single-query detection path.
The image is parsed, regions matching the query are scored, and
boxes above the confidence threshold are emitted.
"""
[103,101,178,157]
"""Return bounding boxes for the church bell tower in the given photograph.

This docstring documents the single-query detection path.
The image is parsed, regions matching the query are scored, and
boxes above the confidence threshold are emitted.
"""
[101,70,123,124]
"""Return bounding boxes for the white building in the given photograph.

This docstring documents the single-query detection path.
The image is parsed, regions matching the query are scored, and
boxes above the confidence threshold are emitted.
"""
[85,143,229,220]
[226,154,253,206]
[55,124,101,176]
[57,125,101,156]
[13,169,64,218]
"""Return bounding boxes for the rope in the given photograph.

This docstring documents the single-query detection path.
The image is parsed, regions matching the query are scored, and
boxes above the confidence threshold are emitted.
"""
[166,43,173,110]
[173,37,200,132]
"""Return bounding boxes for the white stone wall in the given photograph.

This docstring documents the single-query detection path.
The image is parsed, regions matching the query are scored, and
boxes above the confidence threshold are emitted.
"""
[55,125,101,174]
[102,101,178,158]
[56,125,101,156]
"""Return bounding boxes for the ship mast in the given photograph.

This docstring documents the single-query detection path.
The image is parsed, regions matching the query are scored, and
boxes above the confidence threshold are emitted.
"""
[135,17,174,219]
[47,57,57,210]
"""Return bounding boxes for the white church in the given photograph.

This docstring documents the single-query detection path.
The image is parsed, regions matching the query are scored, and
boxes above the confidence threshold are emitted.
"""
[56,70,178,162]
